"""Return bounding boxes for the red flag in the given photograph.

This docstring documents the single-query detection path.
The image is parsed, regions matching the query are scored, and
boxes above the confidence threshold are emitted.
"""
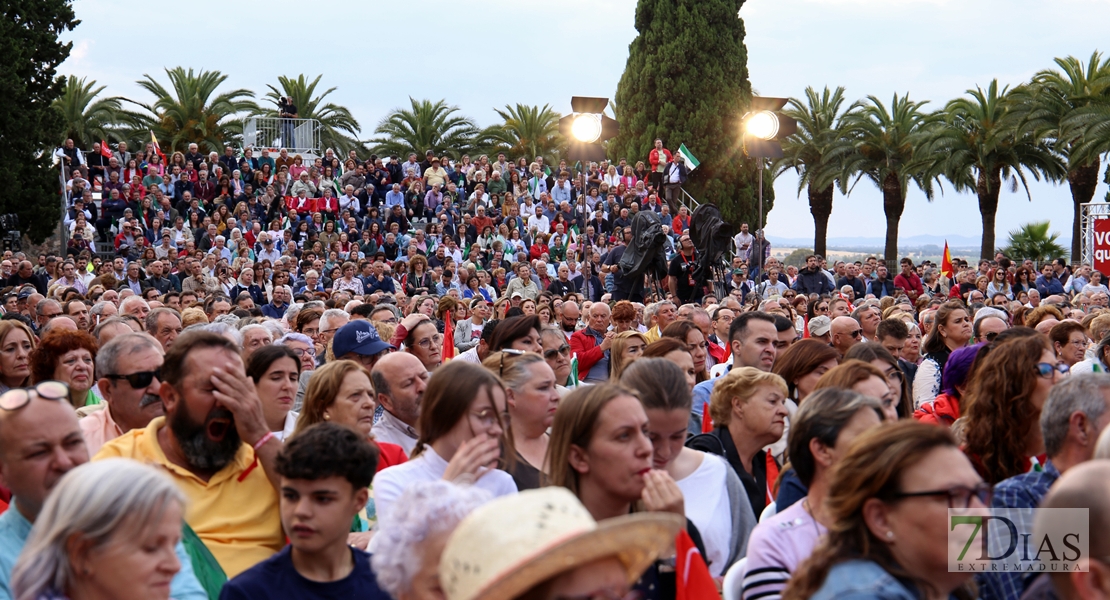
[442,316,455,360]
[675,530,718,600]
[149,130,167,164]
[99,140,112,158]
[941,241,954,279]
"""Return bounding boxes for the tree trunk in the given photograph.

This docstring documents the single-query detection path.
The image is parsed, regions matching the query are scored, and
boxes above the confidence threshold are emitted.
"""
[1069,158,1101,262]
[977,168,1002,260]
[809,184,834,258]
[882,173,904,265]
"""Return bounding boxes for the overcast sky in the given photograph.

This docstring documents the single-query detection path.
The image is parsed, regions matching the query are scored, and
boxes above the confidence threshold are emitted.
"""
[60,0,1110,246]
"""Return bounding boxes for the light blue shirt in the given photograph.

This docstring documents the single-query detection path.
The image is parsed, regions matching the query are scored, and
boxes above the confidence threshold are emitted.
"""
[0,500,207,600]
[384,190,405,208]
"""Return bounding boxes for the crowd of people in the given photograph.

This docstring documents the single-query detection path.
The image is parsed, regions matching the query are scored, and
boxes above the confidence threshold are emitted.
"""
[1,139,1108,599]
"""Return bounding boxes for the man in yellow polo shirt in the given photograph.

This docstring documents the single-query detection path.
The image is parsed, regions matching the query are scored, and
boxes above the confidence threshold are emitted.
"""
[95,329,284,579]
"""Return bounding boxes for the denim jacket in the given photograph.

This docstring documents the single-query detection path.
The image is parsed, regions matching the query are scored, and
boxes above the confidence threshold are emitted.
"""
[811,559,950,600]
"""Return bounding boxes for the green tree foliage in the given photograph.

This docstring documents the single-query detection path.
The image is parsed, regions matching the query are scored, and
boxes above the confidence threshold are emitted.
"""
[1010,52,1110,261]
[369,98,479,159]
[842,93,937,265]
[0,0,78,243]
[484,104,565,163]
[1002,221,1066,264]
[775,86,855,258]
[263,74,362,155]
[924,81,1065,260]
[121,67,259,153]
[782,248,814,268]
[53,76,121,147]
[612,0,763,228]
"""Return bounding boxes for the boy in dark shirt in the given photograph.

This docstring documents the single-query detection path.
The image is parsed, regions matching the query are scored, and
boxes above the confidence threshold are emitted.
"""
[219,423,389,599]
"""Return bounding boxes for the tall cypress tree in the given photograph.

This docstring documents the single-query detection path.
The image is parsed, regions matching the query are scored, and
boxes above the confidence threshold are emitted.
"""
[0,0,79,243]
[613,0,770,228]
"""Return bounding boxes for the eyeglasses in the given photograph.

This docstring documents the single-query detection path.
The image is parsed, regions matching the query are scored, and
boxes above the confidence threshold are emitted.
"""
[544,345,571,360]
[815,305,829,313]
[470,407,509,429]
[0,381,69,411]
[104,368,162,389]
[983,331,1000,343]
[289,347,317,359]
[889,483,993,509]
[884,368,904,387]
[415,334,444,350]
[847,329,862,338]
[1035,362,1069,378]
[498,348,526,377]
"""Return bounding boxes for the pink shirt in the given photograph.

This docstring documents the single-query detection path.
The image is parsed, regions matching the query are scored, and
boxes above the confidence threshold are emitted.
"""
[79,407,123,456]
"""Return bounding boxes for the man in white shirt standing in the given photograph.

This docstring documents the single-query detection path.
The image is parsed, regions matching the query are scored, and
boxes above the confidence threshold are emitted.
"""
[732,222,753,256]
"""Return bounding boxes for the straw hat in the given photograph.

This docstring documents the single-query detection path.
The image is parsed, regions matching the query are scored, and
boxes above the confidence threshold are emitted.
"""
[439,487,683,600]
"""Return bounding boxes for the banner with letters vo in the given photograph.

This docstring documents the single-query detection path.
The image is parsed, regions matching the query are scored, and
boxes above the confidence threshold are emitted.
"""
[1095,218,1110,275]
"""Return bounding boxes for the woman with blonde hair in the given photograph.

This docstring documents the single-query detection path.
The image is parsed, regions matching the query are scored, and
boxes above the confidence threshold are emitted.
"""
[688,367,789,519]
[293,359,408,471]
[609,331,648,382]
[0,320,36,393]
[783,422,986,600]
[483,351,559,490]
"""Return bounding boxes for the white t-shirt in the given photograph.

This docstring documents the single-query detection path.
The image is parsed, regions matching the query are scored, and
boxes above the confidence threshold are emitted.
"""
[372,445,517,525]
[676,453,733,576]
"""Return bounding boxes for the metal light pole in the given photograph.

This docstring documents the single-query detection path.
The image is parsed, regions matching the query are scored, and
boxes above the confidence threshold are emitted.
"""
[743,97,796,281]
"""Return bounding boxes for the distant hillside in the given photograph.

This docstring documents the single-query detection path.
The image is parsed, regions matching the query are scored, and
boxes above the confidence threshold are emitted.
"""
[771,233,1072,255]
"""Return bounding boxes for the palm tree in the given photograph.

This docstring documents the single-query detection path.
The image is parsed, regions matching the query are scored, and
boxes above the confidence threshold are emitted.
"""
[1009,52,1110,261]
[774,86,855,258]
[842,93,939,264]
[1002,221,1067,264]
[369,98,479,159]
[925,81,1066,259]
[53,76,122,147]
[120,67,259,153]
[263,74,362,154]
[483,104,565,162]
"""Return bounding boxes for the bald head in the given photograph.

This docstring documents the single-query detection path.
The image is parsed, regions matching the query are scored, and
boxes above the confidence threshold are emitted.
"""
[1037,460,1110,597]
[830,316,862,355]
[370,351,428,427]
[39,316,77,337]
[0,396,88,520]
[1035,318,1060,336]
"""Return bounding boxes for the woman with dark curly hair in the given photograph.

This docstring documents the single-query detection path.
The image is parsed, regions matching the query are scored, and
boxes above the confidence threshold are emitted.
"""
[961,333,1062,484]
[30,328,99,407]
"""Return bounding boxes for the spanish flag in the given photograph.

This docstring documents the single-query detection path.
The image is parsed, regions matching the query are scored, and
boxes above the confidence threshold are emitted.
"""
[941,241,954,279]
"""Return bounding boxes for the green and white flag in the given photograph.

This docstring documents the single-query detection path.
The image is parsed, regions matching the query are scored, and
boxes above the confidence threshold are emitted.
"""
[676,143,700,171]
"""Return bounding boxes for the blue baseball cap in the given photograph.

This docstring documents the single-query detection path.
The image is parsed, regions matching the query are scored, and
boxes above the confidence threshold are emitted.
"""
[332,320,393,357]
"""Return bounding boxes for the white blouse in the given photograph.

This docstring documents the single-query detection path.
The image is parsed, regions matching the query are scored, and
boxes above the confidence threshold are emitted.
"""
[372,445,517,525]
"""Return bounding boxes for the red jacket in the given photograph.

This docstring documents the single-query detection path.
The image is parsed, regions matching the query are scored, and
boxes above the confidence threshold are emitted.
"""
[649,148,672,170]
[570,328,606,380]
[894,272,924,300]
[914,393,960,426]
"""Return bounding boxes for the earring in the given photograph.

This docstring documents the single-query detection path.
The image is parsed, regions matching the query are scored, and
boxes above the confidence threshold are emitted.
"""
[323,413,330,421]
[886,531,895,540]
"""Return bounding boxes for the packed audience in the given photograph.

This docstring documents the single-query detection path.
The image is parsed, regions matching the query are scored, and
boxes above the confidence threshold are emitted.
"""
[0,140,1106,599]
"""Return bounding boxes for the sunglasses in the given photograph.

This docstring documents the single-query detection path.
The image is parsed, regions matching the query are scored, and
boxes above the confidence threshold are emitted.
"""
[544,345,571,360]
[498,348,526,377]
[104,368,162,389]
[1035,362,1069,378]
[0,381,69,411]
